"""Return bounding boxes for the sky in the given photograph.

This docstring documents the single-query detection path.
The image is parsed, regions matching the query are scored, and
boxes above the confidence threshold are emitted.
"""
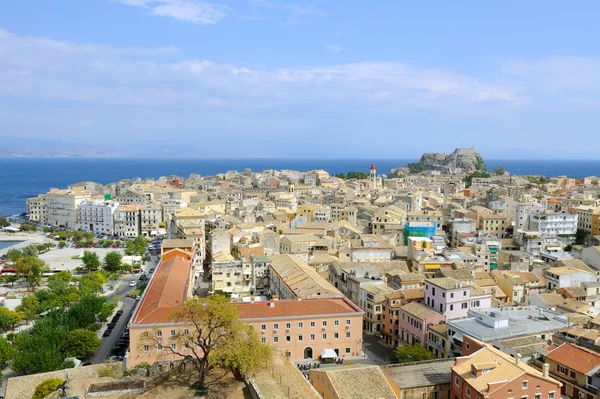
[1,1,600,158]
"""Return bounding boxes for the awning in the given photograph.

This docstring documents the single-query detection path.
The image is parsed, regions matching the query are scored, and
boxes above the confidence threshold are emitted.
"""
[320,349,337,359]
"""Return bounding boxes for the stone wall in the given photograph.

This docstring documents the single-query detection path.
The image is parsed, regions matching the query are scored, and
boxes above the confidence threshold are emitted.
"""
[4,362,122,399]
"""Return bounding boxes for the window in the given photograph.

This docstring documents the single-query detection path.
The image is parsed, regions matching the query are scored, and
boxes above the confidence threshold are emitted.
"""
[286,323,291,329]
[323,321,328,327]
[534,395,541,399]
[183,328,190,335]
[345,348,351,354]
[273,336,279,344]
[450,304,454,311]
[156,330,163,338]
[569,370,575,378]
[558,365,568,374]
[261,337,266,344]
[184,342,190,349]
[298,335,303,342]
[334,332,339,339]
[170,342,176,350]
[334,320,340,326]
[170,329,176,337]
[346,331,351,338]
[143,344,149,352]
[286,336,291,342]
[450,293,454,298]
[273,323,279,330]
[466,343,470,350]
[463,291,467,296]
[455,376,460,387]
[311,321,316,328]
[322,333,327,340]
[548,392,555,399]
[156,343,163,351]
[310,334,316,341]
[260,324,266,331]
[461,302,468,309]
[466,387,471,397]
[346,319,351,326]
[522,380,528,389]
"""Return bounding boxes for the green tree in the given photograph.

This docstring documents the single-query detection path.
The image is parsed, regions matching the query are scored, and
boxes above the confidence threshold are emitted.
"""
[492,166,505,176]
[47,278,80,307]
[79,272,106,296]
[0,306,23,330]
[32,378,64,399]
[60,328,101,358]
[143,294,271,388]
[82,250,100,272]
[19,223,37,232]
[5,248,23,263]
[389,344,436,364]
[575,228,589,245]
[0,217,10,228]
[58,240,66,249]
[407,161,425,173]
[48,270,73,283]
[15,256,49,289]
[0,337,15,364]
[103,251,123,272]
[16,294,40,321]
[21,244,39,257]
[5,274,18,287]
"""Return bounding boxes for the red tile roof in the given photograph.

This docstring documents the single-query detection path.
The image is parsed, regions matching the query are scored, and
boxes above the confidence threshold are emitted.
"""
[236,298,362,320]
[546,343,600,375]
[132,254,192,325]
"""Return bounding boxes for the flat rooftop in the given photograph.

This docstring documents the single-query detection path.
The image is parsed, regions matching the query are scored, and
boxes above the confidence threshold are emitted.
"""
[381,359,454,389]
[449,307,570,342]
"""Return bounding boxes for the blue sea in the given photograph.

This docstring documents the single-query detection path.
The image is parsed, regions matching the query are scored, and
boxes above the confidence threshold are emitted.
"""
[1,158,599,217]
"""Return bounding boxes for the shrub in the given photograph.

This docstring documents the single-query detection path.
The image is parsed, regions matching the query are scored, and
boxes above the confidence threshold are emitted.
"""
[32,378,64,399]
[98,366,116,378]
[86,322,102,332]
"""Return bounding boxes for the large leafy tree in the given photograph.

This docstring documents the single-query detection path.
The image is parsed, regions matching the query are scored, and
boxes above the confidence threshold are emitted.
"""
[141,294,271,388]
[5,248,23,263]
[16,256,49,289]
[389,344,436,364]
[79,272,106,296]
[103,251,123,272]
[60,328,101,358]
[0,336,15,364]
[16,294,40,321]
[82,250,100,272]
[0,306,23,330]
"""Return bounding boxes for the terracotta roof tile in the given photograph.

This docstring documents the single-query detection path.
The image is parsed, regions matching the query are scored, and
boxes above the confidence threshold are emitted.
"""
[236,298,362,320]
[546,343,600,375]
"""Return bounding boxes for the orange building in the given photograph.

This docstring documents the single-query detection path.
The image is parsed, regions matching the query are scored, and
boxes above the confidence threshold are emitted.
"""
[237,297,364,361]
[451,339,561,399]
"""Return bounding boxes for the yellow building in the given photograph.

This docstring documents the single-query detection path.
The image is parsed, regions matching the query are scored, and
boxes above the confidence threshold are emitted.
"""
[479,214,507,236]
[427,323,450,359]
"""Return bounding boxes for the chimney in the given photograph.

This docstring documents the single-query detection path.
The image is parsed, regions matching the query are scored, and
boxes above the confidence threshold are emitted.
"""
[269,299,275,308]
[543,363,549,378]
[515,353,522,366]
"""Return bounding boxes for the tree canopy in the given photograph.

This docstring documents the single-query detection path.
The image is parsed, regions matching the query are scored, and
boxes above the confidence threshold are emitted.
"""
[389,344,436,364]
[82,250,100,272]
[16,256,49,288]
[103,251,123,272]
[141,294,271,388]
[60,328,101,358]
[492,166,505,176]
[335,171,369,180]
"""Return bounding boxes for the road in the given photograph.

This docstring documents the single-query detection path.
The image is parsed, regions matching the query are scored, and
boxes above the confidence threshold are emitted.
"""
[90,274,138,364]
[91,255,160,364]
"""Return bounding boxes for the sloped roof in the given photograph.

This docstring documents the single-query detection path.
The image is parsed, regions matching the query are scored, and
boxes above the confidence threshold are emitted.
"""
[314,365,397,399]
[546,343,600,375]
[236,298,361,320]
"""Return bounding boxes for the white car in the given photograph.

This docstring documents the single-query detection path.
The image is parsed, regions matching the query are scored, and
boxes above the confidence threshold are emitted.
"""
[129,281,137,287]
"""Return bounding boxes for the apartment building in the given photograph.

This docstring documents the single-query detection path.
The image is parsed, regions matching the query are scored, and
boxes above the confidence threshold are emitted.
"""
[46,188,91,228]
[358,283,393,335]
[529,212,578,238]
[399,301,445,346]
[479,214,507,237]
[169,207,206,264]
[26,194,47,223]
[427,323,450,359]
[407,210,443,232]
[114,204,142,238]
[76,199,118,234]
[451,341,561,399]
[544,266,597,290]
[211,256,248,296]
[141,202,162,237]
[238,297,363,361]
[543,343,600,399]
[424,278,492,320]
[269,254,344,300]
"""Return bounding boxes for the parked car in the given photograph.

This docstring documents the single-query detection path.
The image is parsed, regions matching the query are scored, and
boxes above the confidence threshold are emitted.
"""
[103,329,112,337]
[129,280,137,287]
[149,268,155,273]
[116,310,124,316]
[107,322,116,329]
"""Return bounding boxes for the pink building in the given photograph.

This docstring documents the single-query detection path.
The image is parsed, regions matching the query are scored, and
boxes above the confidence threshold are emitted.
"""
[398,301,445,346]
[424,277,492,320]
[237,297,364,361]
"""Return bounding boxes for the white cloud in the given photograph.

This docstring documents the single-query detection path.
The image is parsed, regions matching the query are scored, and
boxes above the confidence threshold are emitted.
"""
[326,45,344,53]
[115,0,228,24]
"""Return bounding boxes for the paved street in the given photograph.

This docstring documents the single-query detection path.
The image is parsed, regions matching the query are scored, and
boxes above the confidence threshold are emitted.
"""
[90,273,140,364]
[361,333,393,365]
